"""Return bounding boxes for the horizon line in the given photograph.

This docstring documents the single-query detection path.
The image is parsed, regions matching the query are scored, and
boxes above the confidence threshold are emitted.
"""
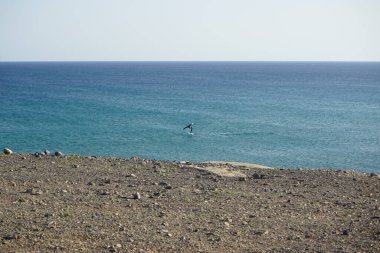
[1,60,380,63]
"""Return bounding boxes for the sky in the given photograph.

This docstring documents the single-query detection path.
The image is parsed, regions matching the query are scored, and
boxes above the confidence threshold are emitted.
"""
[0,0,379,61]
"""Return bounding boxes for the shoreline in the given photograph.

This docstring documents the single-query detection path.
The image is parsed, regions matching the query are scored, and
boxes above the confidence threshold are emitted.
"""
[1,153,379,252]
[2,148,378,174]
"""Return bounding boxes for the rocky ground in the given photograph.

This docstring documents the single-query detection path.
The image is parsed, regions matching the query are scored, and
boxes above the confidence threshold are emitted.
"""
[0,153,379,253]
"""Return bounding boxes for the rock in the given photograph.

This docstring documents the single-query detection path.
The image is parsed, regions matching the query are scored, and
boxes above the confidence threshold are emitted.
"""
[4,148,13,155]
[108,246,117,252]
[252,173,262,179]
[116,244,122,248]
[165,184,173,190]
[287,235,301,240]
[55,151,64,156]
[133,192,141,200]
[255,230,269,236]
[343,229,350,235]
[238,177,247,181]
[130,156,141,161]
[43,149,51,155]
[126,174,137,178]
[26,188,43,195]
[159,182,170,187]
[98,190,110,196]
[3,234,16,240]
[370,172,378,177]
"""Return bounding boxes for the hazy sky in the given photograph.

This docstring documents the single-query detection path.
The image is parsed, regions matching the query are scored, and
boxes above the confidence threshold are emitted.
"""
[1,0,379,61]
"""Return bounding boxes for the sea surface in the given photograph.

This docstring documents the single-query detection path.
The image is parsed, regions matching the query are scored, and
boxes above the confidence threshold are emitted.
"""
[0,62,379,172]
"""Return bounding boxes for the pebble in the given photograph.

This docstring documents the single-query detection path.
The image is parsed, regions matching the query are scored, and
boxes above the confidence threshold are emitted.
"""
[4,148,13,155]
[252,173,262,179]
[34,152,43,157]
[130,156,141,161]
[98,190,110,196]
[238,177,247,181]
[3,234,16,240]
[55,151,64,157]
[43,149,51,155]
[133,192,141,200]
[343,229,350,235]
[369,172,380,179]
[255,230,269,236]
[26,188,43,195]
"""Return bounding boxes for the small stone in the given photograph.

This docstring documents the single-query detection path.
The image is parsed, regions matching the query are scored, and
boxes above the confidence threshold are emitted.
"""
[343,229,350,235]
[167,233,173,237]
[116,244,122,248]
[127,174,137,178]
[99,190,110,196]
[238,177,247,181]
[130,156,141,161]
[224,222,230,227]
[252,173,261,179]
[287,235,301,240]
[34,152,42,157]
[159,182,172,188]
[255,230,269,236]
[3,234,15,240]
[108,246,116,253]
[43,150,51,155]
[3,148,13,155]
[55,151,64,156]
[26,188,43,195]
[133,192,141,200]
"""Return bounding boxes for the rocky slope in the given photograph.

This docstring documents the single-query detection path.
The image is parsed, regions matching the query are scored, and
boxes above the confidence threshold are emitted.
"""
[0,153,379,252]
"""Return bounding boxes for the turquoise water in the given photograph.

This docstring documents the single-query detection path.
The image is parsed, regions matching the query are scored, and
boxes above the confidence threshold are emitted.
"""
[0,62,379,171]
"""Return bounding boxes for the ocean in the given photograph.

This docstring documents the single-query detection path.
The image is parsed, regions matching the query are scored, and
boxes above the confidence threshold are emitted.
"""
[0,62,379,172]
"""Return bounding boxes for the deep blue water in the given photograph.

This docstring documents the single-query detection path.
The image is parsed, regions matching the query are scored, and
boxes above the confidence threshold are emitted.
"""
[0,62,379,172]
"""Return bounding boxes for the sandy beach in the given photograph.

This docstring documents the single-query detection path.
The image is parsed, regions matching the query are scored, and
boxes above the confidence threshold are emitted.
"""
[0,153,379,252]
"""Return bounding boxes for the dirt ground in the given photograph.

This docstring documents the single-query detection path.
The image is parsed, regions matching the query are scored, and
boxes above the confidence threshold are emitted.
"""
[0,153,379,252]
